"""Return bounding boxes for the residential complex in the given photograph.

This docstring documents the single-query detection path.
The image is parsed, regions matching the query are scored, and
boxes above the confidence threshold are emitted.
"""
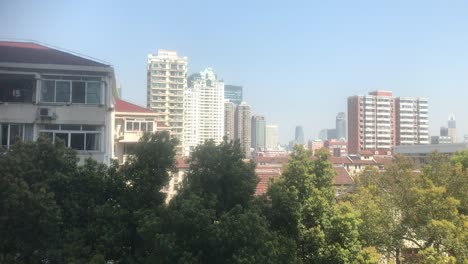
[224,85,243,105]
[347,90,429,154]
[235,102,251,158]
[183,68,224,155]
[0,41,117,164]
[147,49,187,153]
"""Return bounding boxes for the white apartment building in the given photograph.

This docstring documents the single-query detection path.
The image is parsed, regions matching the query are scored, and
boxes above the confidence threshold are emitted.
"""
[265,125,279,151]
[0,41,117,164]
[114,99,159,164]
[147,49,187,153]
[396,97,429,145]
[184,68,224,155]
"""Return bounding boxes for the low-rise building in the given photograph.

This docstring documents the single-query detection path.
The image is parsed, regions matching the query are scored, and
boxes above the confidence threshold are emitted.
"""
[0,41,117,164]
[393,143,468,167]
[114,99,158,164]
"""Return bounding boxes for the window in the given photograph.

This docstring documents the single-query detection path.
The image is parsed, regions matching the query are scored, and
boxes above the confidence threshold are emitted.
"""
[41,79,102,104]
[125,120,155,132]
[39,124,102,151]
[0,74,35,103]
[0,124,33,149]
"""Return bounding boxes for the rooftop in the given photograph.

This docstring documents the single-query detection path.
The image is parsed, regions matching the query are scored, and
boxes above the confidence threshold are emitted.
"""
[115,99,153,113]
[0,41,109,67]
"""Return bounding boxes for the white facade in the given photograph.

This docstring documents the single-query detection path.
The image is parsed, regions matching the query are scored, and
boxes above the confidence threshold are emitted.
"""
[396,97,429,145]
[265,125,279,150]
[359,92,394,150]
[0,42,117,165]
[114,101,159,164]
[147,49,187,153]
[184,68,224,155]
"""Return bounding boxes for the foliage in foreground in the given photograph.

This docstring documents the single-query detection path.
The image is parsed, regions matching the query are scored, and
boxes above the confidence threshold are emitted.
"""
[1,135,466,263]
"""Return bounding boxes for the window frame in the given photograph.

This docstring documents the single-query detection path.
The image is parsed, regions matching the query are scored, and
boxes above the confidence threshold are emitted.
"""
[0,123,34,149]
[40,79,103,105]
[39,124,102,152]
[124,119,155,133]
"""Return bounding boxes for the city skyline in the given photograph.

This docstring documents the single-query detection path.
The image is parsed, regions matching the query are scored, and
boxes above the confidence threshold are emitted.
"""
[3,1,468,143]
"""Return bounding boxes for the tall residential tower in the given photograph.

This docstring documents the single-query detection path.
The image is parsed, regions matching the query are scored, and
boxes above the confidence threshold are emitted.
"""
[251,115,266,151]
[235,102,251,158]
[147,49,187,153]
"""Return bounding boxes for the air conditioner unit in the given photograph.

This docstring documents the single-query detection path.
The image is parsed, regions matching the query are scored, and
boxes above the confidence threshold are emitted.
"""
[39,108,54,119]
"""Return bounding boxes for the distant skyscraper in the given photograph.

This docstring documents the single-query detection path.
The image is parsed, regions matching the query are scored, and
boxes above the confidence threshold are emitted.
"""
[224,85,243,105]
[235,102,251,158]
[265,125,279,150]
[147,49,187,153]
[440,126,449,137]
[448,113,456,143]
[319,128,337,141]
[224,101,236,141]
[336,112,347,140]
[295,126,304,145]
[251,115,266,151]
[184,68,224,155]
[348,90,429,154]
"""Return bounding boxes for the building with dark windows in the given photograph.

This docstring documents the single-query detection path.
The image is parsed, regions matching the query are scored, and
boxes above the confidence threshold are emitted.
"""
[0,41,118,164]
[336,112,347,140]
[295,125,304,145]
[224,85,243,105]
[251,115,266,151]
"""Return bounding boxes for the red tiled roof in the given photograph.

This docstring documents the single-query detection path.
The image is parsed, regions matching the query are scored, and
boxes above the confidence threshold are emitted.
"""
[333,167,354,185]
[175,157,190,169]
[0,41,108,67]
[374,157,393,165]
[329,156,352,164]
[115,99,153,113]
[255,172,281,196]
[254,156,289,164]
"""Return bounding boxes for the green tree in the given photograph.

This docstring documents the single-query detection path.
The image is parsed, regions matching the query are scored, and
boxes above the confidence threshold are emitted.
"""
[265,146,362,263]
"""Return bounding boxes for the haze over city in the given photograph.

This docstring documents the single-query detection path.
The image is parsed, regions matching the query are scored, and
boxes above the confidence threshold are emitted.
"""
[2,0,468,143]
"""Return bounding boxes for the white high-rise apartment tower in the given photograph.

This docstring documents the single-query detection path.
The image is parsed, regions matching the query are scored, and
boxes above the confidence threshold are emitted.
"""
[265,125,279,150]
[147,49,187,153]
[184,68,224,155]
[395,97,429,145]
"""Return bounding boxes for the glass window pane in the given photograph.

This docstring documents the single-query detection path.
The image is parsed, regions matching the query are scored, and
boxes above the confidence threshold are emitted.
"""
[86,82,101,104]
[43,124,60,130]
[72,81,86,103]
[41,80,55,102]
[1,125,8,147]
[133,122,140,131]
[9,124,23,145]
[56,81,70,103]
[82,125,99,131]
[126,122,132,131]
[141,122,146,132]
[39,132,53,142]
[147,122,153,132]
[70,133,85,150]
[24,125,33,141]
[85,133,100,151]
[55,133,69,147]
[61,124,81,130]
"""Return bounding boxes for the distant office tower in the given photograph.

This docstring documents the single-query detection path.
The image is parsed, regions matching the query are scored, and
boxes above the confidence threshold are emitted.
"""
[336,112,347,140]
[395,97,429,145]
[224,85,243,105]
[448,113,456,143]
[295,126,304,145]
[147,49,187,153]
[440,126,449,137]
[251,115,266,151]
[319,128,337,141]
[184,68,224,154]
[265,125,279,150]
[347,90,429,154]
[235,102,251,158]
[224,101,236,141]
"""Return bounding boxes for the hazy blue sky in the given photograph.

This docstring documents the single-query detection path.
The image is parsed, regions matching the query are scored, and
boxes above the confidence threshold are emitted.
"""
[2,0,468,143]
